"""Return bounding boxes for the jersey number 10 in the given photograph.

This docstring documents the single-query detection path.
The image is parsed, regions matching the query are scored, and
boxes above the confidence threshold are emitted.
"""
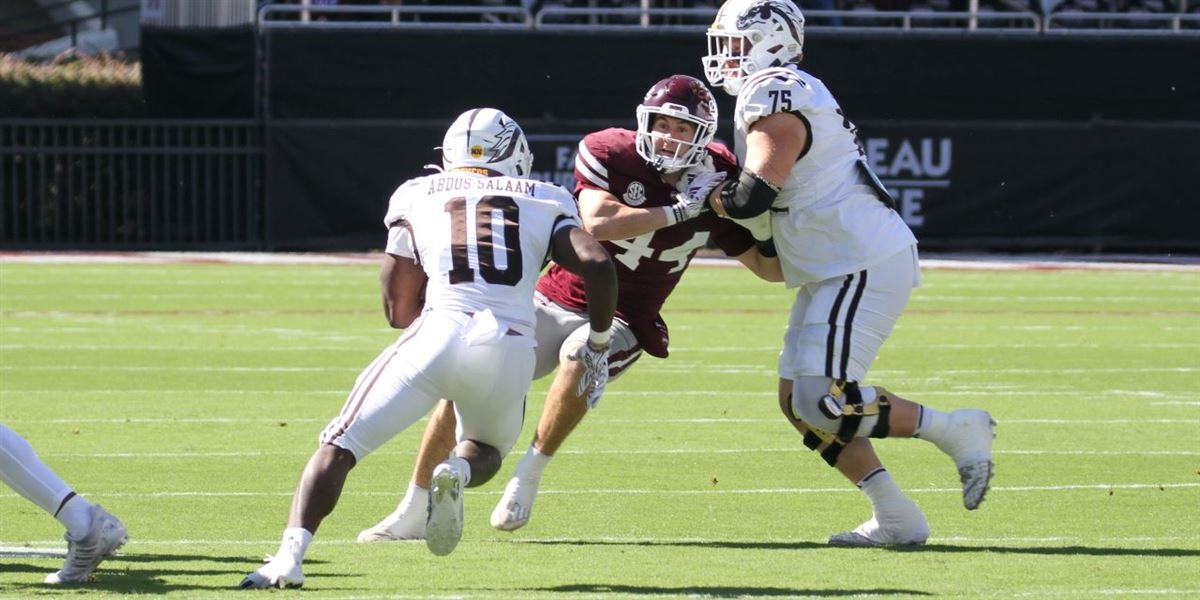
[445,196,522,286]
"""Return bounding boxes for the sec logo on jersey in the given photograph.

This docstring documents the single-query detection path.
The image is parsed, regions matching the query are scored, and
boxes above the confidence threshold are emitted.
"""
[623,181,647,206]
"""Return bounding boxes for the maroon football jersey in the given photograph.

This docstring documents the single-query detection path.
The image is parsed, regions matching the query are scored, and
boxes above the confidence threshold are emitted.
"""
[536,128,754,358]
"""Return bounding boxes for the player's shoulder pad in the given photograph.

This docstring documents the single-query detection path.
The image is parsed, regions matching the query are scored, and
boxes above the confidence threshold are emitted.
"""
[537,181,582,218]
[706,141,740,174]
[382,176,426,228]
[738,66,817,126]
[579,128,636,167]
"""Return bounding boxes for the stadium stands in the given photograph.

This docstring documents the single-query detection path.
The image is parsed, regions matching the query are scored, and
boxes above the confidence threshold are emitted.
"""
[251,0,1199,32]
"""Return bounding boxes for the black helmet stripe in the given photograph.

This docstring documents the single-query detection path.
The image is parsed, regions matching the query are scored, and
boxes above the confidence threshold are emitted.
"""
[464,108,483,149]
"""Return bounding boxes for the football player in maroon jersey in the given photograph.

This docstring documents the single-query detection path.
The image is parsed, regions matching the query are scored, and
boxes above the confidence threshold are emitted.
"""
[355,75,783,541]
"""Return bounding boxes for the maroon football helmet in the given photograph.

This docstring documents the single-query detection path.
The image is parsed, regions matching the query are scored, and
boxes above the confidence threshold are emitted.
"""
[635,75,719,173]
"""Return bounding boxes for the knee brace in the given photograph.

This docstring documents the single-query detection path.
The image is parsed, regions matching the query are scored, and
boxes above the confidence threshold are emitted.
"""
[790,378,892,467]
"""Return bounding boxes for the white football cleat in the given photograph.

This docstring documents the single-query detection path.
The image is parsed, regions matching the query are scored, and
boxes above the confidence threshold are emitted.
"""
[239,558,304,589]
[828,501,929,547]
[490,473,540,532]
[933,409,996,510]
[425,462,465,557]
[44,505,127,584]
[357,505,427,542]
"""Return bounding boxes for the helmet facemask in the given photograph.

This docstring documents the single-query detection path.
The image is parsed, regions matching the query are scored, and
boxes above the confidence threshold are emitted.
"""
[703,0,806,96]
[703,31,753,96]
[635,106,715,173]
[633,74,719,174]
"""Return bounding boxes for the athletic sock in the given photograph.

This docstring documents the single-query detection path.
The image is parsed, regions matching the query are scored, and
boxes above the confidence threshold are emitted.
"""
[395,482,429,514]
[56,494,95,541]
[857,468,908,515]
[515,445,552,481]
[914,406,951,443]
[277,528,312,564]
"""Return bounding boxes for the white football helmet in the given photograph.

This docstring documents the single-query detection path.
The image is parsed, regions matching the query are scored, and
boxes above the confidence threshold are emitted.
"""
[703,0,806,96]
[441,108,534,178]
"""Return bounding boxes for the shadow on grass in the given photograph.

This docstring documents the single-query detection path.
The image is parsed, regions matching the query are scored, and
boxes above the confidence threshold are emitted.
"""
[531,583,930,597]
[889,543,1200,558]
[0,553,345,594]
[518,538,1200,557]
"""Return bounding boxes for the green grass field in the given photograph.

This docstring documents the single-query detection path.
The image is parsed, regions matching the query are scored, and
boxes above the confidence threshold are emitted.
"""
[1,257,1198,599]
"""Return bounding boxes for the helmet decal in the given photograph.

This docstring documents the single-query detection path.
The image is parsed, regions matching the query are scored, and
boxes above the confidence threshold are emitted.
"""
[442,108,534,178]
[703,0,805,95]
[484,117,523,165]
[737,0,802,44]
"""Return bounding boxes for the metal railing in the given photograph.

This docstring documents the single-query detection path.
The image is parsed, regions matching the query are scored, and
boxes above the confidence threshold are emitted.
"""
[0,121,263,249]
[1045,10,1200,31]
[534,6,1041,31]
[258,4,533,30]
[0,2,140,51]
[252,2,1198,34]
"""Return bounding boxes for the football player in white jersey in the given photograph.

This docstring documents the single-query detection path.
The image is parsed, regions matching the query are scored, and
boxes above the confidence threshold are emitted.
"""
[354,75,779,543]
[693,0,997,546]
[239,108,616,589]
[0,423,127,583]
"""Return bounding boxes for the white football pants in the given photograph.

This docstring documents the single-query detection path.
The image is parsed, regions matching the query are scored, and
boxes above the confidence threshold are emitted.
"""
[0,423,73,515]
[778,244,920,383]
[320,309,536,460]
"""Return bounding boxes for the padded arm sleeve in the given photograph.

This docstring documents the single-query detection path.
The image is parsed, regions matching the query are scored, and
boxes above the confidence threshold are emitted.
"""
[718,169,780,219]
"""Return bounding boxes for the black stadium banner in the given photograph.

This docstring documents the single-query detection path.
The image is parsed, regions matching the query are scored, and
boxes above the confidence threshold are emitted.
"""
[264,119,1198,253]
[142,26,257,118]
[255,28,1199,252]
[261,29,1200,123]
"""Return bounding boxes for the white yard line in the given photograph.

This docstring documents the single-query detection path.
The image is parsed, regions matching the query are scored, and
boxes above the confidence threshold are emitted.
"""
[3,251,1197,272]
[3,342,1200,351]
[24,449,1200,459]
[1,416,1196,426]
[3,534,1197,548]
[1,390,1196,404]
[1,482,1195,500]
[4,365,1197,377]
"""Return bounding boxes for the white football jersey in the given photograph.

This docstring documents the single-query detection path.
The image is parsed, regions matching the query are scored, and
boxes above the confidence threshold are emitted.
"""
[383,171,581,332]
[734,65,917,286]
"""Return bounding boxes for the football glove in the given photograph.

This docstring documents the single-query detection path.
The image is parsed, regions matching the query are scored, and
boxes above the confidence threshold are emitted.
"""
[570,340,610,409]
[667,171,728,225]
[683,170,728,206]
[674,154,718,194]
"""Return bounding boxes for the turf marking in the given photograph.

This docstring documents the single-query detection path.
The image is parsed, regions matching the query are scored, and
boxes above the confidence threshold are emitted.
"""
[2,482,1195,500]
[4,251,1199,272]
[27,448,1200,459]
